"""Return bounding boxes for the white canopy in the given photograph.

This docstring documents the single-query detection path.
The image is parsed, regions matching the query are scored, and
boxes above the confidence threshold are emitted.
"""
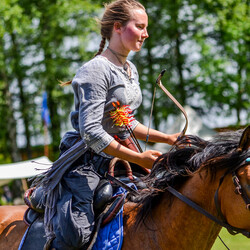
[0,156,52,186]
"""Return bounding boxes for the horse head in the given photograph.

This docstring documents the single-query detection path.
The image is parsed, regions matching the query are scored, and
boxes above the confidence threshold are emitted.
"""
[219,125,250,232]
[134,125,250,239]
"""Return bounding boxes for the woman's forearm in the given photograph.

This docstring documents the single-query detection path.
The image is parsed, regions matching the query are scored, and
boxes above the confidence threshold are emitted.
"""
[102,139,161,169]
[103,140,140,164]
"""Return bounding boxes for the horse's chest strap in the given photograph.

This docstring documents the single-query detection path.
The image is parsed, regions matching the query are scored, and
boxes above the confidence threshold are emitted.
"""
[104,172,139,196]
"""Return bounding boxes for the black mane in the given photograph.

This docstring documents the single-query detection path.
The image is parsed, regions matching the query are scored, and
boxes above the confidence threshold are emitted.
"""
[135,129,249,227]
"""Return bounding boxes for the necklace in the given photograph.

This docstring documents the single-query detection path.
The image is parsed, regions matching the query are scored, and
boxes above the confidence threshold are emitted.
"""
[107,46,128,71]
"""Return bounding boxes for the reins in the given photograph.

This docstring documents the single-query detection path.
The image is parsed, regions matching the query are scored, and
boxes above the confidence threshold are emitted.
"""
[166,160,250,239]
[166,186,250,238]
[104,172,139,196]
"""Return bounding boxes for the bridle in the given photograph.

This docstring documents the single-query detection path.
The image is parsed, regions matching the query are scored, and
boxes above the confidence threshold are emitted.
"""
[232,171,250,210]
[214,160,250,235]
[166,158,250,238]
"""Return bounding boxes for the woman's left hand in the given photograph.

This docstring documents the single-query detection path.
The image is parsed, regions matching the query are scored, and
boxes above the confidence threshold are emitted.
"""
[167,132,181,145]
[133,123,182,145]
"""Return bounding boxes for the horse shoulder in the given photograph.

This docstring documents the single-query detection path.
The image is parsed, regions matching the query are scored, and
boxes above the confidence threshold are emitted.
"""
[123,201,138,226]
[122,201,145,249]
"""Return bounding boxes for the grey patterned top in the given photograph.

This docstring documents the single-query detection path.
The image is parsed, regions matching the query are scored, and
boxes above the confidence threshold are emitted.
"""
[60,55,142,155]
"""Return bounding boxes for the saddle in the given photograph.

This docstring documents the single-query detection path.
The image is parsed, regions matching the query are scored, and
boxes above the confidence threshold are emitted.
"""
[21,158,148,250]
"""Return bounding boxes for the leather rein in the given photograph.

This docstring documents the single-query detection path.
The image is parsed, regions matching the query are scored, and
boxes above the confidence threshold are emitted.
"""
[167,160,250,238]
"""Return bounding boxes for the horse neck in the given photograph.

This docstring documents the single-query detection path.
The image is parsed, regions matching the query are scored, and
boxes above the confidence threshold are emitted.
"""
[123,170,223,250]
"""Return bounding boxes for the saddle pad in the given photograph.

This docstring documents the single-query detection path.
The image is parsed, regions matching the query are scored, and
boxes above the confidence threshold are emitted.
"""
[93,184,136,250]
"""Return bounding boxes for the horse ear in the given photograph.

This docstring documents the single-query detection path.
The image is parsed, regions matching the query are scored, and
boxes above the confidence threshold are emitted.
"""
[237,125,250,152]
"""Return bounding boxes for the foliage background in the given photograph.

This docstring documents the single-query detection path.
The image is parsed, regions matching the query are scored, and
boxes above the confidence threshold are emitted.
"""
[0,0,249,162]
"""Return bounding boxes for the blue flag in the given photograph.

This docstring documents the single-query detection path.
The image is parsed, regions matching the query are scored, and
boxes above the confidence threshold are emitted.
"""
[42,91,51,126]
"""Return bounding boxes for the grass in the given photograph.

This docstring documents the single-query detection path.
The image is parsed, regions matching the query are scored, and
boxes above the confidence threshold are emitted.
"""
[212,228,250,250]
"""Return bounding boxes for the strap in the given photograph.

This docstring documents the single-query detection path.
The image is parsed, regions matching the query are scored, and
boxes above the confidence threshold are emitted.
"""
[214,174,228,223]
[232,171,250,210]
[104,172,139,196]
[166,186,250,238]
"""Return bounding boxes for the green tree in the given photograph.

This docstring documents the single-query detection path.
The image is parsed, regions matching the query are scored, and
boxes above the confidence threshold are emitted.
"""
[0,0,29,162]
[27,0,101,158]
[134,0,201,130]
[192,0,249,125]
[0,0,102,161]
[133,0,249,130]
[1,0,248,164]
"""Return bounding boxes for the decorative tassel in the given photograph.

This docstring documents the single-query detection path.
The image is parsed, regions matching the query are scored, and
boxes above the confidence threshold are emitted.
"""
[109,101,135,128]
[110,101,143,153]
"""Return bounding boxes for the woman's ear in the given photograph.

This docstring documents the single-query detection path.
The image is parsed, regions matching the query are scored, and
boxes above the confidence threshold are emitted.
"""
[113,22,122,33]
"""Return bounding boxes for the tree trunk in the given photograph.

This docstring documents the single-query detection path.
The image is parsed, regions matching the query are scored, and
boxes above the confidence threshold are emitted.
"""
[172,4,186,105]
[40,13,61,158]
[10,32,32,159]
[175,34,185,105]
[2,71,21,162]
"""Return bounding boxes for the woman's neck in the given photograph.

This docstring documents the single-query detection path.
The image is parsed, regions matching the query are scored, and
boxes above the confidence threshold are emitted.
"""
[102,46,130,73]
[107,46,127,65]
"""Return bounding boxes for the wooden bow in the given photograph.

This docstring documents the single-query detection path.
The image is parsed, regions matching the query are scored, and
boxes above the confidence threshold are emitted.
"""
[156,69,188,137]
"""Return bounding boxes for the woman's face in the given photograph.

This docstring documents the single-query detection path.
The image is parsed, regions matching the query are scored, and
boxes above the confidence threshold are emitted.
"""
[120,8,149,52]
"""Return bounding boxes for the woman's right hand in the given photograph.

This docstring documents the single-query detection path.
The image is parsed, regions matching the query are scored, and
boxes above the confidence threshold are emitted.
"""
[103,140,162,170]
[137,150,162,169]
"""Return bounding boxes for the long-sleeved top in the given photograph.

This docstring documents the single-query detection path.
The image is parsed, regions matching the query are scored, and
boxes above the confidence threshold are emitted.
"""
[60,55,142,156]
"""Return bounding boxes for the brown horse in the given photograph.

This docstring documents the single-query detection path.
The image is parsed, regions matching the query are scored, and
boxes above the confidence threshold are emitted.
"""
[0,126,249,250]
